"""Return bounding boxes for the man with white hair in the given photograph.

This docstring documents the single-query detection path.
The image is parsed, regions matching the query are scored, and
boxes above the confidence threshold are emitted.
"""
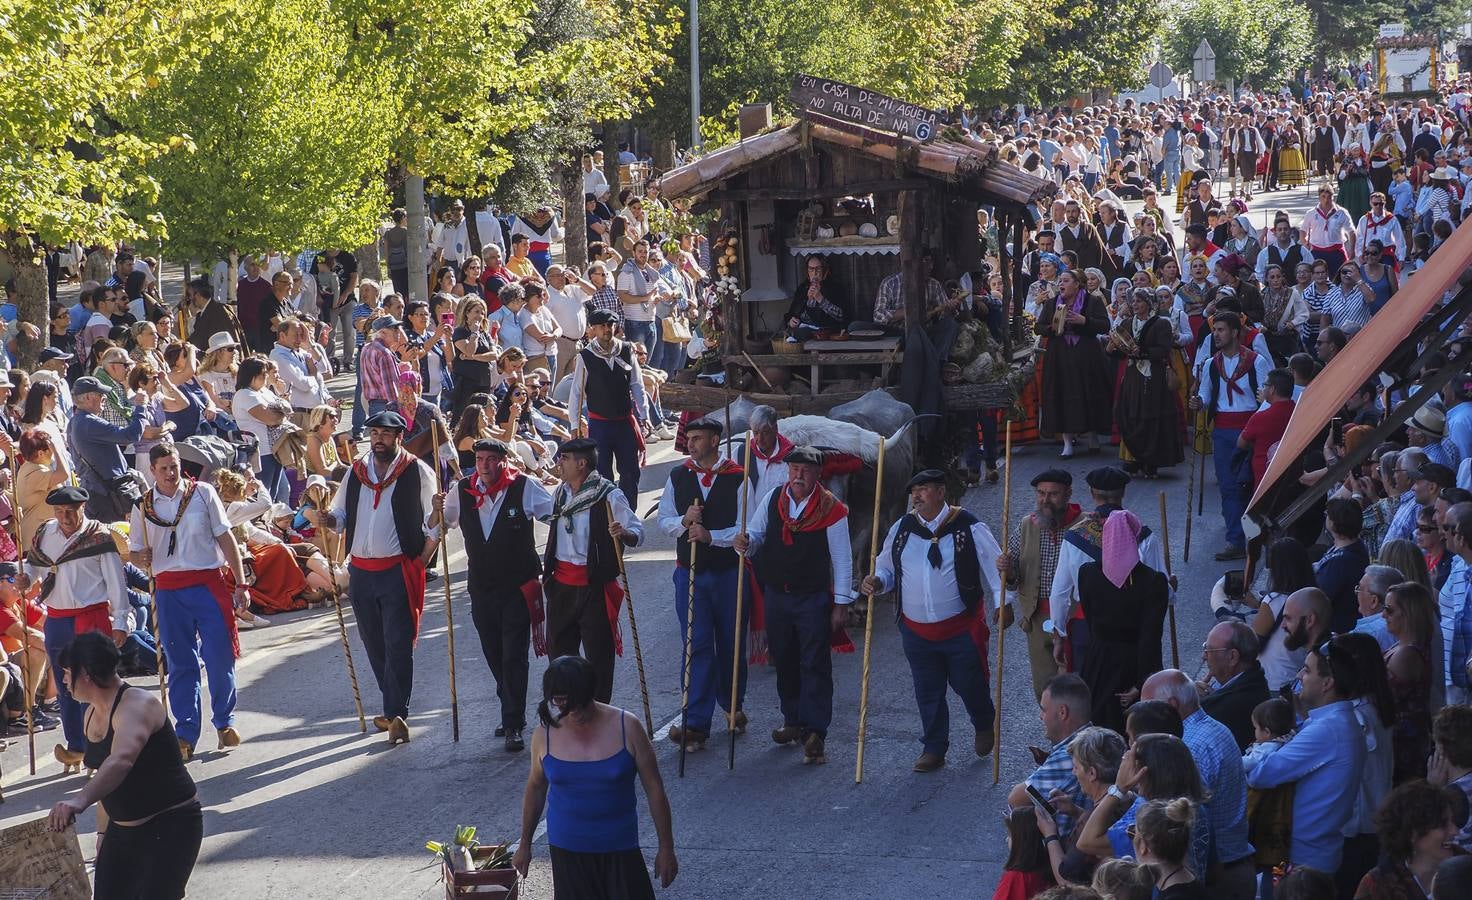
[1352,564,1404,651]
[722,405,792,505]
[1142,669,1254,900]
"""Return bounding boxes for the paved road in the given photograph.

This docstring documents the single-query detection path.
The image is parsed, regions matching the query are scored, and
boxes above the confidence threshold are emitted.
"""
[1,184,1322,897]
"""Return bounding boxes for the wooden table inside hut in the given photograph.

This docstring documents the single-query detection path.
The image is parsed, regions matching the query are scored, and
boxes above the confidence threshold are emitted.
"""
[735,337,903,398]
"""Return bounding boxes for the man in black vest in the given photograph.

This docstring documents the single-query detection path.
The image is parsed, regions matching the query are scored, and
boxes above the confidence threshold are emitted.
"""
[312,411,440,746]
[544,438,643,704]
[862,470,1006,772]
[657,419,751,752]
[438,438,554,752]
[567,308,648,503]
[1253,217,1307,284]
[735,446,852,766]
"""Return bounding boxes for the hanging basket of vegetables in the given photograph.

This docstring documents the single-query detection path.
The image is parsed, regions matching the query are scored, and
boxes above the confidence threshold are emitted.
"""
[430,826,519,898]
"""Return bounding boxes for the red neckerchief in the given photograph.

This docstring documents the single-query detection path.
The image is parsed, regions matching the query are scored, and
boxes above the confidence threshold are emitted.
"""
[752,432,794,464]
[685,456,743,488]
[1213,347,1258,402]
[777,484,847,545]
[1368,213,1394,229]
[1315,205,1336,223]
[352,452,414,509]
[466,466,519,509]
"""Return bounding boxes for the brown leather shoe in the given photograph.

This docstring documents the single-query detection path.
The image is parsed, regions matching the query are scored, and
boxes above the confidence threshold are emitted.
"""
[178,739,194,762]
[803,732,827,765]
[975,727,995,758]
[387,716,410,746]
[913,752,946,773]
[217,726,242,749]
[373,716,393,733]
[772,724,803,745]
[668,726,708,751]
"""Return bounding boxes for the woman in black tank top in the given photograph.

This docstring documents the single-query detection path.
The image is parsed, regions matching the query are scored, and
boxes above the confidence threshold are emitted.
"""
[48,632,202,900]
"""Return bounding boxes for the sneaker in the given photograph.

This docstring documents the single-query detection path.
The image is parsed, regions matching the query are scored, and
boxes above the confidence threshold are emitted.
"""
[654,425,676,441]
[29,708,61,730]
[785,336,799,344]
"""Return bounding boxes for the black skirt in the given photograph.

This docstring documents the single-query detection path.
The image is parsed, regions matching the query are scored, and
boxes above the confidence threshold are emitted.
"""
[549,845,655,900]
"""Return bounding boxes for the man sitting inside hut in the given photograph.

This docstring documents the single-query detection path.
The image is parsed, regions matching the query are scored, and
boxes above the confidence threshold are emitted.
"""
[784,254,851,342]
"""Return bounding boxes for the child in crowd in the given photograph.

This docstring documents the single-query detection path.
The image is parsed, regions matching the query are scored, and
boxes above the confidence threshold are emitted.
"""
[1242,697,1296,771]
[1090,858,1154,900]
[993,806,1055,900]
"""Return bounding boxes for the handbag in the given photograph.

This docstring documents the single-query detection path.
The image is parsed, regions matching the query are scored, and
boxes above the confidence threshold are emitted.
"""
[661,314,692,344]
[269,421,308,470]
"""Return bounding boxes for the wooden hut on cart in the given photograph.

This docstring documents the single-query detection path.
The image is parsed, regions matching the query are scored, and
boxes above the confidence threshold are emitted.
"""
[654,75,1054,419]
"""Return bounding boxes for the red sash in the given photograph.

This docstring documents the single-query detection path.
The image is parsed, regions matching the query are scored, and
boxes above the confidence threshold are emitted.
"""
[155,569,242,658]
[552,560,626,657]
[351,555,427,643]
[46,601,111,636]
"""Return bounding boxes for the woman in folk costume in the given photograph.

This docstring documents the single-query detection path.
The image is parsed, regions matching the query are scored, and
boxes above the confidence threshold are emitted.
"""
[1337,143,1373,224]
[1260,264,1309,364]
[1368,125,1402,196]
[1076,509,1168,734]
[1154,285,1193,437]
[1277,121,1308,189]
[1035,267,1113,459]
[1109,289,1184,478]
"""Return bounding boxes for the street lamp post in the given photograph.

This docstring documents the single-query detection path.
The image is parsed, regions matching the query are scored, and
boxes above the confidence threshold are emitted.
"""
[690,0,701,151]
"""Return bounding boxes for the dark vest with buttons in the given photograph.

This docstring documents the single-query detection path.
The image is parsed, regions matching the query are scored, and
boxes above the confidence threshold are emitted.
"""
[669,465,740,572]
[890,508,984,622]
[580,343,636,418]
[344,457,426,559]
[543,490,620,587]
[753,489,834,595]
[458,476,541,590]
[1265,242,1307,275]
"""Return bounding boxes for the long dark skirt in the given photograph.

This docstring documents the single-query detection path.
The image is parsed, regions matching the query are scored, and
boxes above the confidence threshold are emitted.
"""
[1078,563,1168,734]
[1115,365,1183,470]
[550,845,656,900]
[1040,336,1113,436]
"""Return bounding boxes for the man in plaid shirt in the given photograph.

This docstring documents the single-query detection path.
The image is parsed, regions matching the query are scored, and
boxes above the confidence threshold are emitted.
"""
[999,469,1084,699]
[1442,502,1472,706]
[872,249,952,325]
[586,261,622,329]
[359,316,406,419]
[1005,674,1091,835]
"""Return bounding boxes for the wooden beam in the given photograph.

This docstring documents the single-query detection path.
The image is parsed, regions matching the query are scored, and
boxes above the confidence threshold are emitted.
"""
[899,190,924,329]
[706,179,931,203]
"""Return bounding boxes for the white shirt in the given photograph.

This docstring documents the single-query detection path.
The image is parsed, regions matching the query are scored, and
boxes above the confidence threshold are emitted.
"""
[583,168,610,199]
[566,342,649,424]
[526,305,560,357]
[26,520,131,631]
[743,486,853,604]
[872,508,1004,621]
[326,451,438,560]
[719,434,789,507]
[1047,517,1171,634]
[1300,205,1355,250]
[546,283,589,341]
[656,464,756,548]
[615,263,660,322]
[269,342,329,409]
[1257,590,1308,691]
[128,482,232,574]
[443,473,555,541]
[232,386,284,456]
[1194,348,1276,414]
[1356,213,1406,261]
[549,484,642,564]
[436,218,472,262]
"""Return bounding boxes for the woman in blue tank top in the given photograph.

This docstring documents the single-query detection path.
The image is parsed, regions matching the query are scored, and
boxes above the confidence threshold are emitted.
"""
[515,656,677,898]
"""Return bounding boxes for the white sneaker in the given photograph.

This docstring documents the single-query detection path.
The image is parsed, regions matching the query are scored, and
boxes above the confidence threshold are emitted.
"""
[655,425,676,440]
[644,430,664,443]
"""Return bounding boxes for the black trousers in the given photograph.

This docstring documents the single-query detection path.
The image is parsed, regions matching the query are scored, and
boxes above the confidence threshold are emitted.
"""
[549,845,654,900]
[94,801,203,900]
[545,577,617,703]
[468,582,531,731]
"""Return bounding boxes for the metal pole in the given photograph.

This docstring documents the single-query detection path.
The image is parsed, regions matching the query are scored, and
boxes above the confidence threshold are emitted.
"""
[689,0,701,151]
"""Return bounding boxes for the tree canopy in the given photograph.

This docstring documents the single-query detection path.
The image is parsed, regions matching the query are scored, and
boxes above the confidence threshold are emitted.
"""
[1163,0,1314,89]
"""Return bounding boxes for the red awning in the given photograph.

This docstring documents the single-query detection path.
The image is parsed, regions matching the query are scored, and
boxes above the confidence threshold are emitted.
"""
[1244,218,1472,537]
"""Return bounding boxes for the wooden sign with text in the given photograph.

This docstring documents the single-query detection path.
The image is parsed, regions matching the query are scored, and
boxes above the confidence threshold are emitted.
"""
[789,74,947,142]
[0,818,91,899]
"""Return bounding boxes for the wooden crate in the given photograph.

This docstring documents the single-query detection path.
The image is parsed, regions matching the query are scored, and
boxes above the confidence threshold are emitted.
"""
[443,847,519,899]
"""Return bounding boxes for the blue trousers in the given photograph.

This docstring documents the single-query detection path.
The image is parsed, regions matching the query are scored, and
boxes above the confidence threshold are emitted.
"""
[623,319,657,356]
[157,583,238,745]
[529,249,551,276]
[1162,150,1181,193]
[588,416,640,503]
[673,565,748,733]
[349,562,417,720]
[1213,427,1250,549]
[962,410,1000,471]
[259,454,288,504]
[899,619,994,756]
[44,616,94,751]
[764,588,833,737]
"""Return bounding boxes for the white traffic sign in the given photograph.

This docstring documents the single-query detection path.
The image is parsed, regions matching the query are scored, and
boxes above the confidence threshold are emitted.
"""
[1193,39,1216,83]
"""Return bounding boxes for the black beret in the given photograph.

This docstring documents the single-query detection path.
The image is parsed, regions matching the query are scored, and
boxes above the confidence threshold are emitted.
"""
[588,309,618,326]
[46,485,90,506]
[1030,468,1073,488]
[471,438,513,456]
[560,437,598,455]
[364,411,407,431]
[1085,466,1132,491]
[906,469,946,490]
[685,419,722,436]
[785,445,824,467]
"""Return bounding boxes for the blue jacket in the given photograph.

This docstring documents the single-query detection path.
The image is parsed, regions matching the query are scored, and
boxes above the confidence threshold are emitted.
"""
[68,405,146,489]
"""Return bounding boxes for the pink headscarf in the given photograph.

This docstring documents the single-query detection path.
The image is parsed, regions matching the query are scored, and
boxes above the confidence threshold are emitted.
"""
[1101,509,1143,589]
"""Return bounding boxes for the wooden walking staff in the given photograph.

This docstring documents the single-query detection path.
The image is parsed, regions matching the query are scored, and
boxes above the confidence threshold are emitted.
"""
[308,483,365,734]
[432,419,460,742]
[608,498,654,737]
[854,436,887,784]
[7,456,35,773]
[1158,491,1180,670]
[137,511,170,721]
[993,420,1012,786]
[728,431,755,770]
[678,536,698,778]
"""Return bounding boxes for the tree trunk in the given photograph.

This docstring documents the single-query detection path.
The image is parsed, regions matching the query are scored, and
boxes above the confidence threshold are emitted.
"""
[602,124,623,210]
[560,163,587,271]
[652,136,676,172]
[406,174,429,302]
[2,231,49,369]
[227,249,239,303]
[356,240,381,287]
